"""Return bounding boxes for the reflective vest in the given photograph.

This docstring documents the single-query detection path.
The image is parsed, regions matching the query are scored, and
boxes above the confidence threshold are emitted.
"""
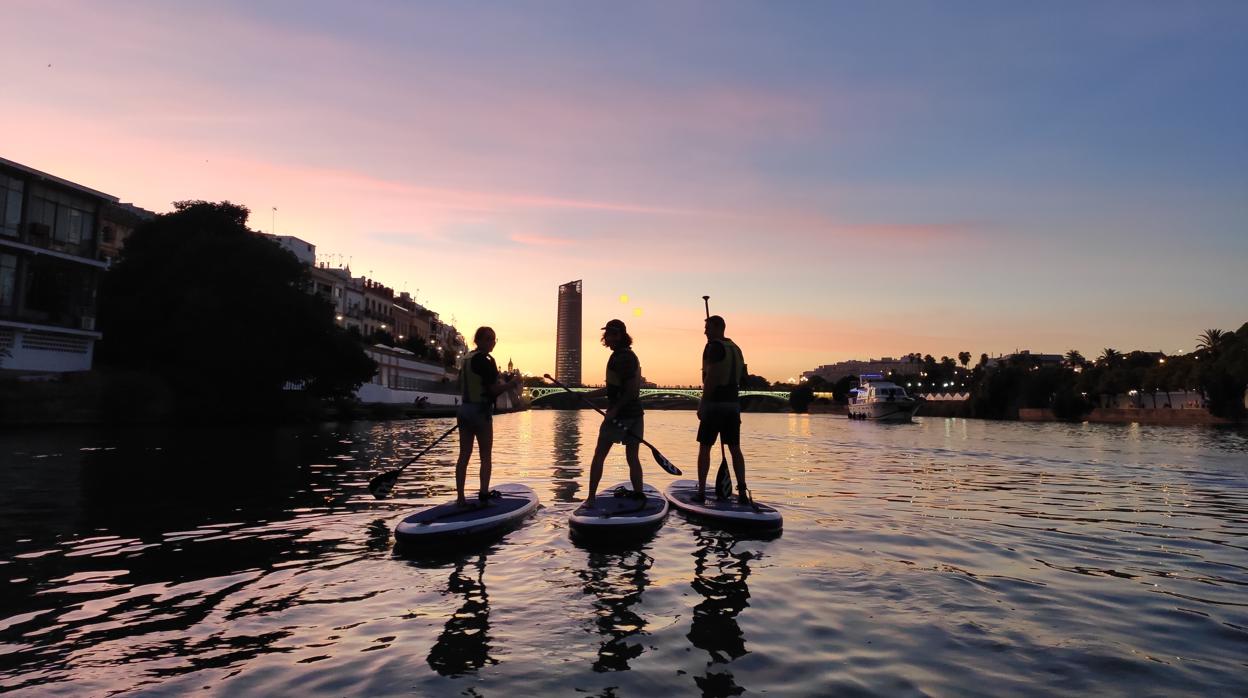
[459,350,490,403]
[704,338,744,401]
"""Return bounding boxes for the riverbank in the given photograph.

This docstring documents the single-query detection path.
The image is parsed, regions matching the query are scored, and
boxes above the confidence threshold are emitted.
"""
[0,372,525,426]
[1020,407,1238,425]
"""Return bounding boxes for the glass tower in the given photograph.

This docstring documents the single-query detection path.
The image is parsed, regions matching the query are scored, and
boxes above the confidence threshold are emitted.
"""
[555,280,582,386]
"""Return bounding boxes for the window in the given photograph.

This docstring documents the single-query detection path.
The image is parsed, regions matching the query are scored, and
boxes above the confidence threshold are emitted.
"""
[27,185,96,253]
[0,175,22,237]
[0,253,16,311]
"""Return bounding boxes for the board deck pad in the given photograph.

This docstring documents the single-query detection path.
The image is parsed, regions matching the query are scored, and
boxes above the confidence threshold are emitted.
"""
[665,479,782,530]
[395,483,538,546]
[569,482,668,535]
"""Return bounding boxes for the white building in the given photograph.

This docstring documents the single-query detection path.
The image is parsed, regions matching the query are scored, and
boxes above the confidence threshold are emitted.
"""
[1,157,115,374]
[356,343,458,405]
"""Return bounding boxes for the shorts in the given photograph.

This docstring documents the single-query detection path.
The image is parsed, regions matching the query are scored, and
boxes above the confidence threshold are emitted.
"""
[457,402,493,433]
[697,401,741,446]
[597,414,644,447]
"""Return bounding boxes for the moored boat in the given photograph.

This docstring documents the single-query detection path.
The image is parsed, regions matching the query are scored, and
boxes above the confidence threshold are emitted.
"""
[847,374,920,421]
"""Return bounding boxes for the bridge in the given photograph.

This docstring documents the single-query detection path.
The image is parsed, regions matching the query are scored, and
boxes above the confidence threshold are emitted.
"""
[526,386,793,404]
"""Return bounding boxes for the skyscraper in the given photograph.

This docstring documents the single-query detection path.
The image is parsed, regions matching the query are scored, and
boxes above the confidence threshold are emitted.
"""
[555,280,582,386]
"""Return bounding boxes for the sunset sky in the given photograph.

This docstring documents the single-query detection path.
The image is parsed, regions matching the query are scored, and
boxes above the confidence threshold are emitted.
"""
[4,1,1245,384]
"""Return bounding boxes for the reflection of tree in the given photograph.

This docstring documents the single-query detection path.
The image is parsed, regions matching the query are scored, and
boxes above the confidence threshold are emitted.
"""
[427,553,496,676]
[550,410,583,503]
[688,529,756,697]
[579,549,652,672]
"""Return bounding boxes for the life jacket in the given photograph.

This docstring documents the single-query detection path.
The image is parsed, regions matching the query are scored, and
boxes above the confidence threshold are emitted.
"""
[458,349,490,403]
[704,338,745,401]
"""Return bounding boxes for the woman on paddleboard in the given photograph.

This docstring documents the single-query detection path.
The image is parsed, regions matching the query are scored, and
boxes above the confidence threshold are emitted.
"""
[456,326,522,507]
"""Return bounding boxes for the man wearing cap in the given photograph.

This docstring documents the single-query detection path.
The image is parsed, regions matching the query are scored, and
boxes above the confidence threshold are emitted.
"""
[579,318,645,509]
[696,315,749,504]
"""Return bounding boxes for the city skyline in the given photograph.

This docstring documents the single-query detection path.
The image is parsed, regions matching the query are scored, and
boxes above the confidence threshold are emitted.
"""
[3,2,1245,384]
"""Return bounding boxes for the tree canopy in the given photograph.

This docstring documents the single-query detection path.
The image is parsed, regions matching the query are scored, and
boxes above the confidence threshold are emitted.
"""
[98,201,376,416]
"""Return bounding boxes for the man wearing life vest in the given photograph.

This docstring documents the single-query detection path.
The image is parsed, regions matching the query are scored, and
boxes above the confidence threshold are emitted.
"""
[579,318,646,510]
[455,326,522,508]
[697,315,748,503]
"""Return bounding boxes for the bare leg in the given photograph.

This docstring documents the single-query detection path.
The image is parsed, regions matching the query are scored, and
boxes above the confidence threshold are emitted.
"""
[696,442,713,495]
[587,439,611,506]
[626,441,643,494]
[729,443,747,492]
[455,424,474,505]
[477,420,494,499]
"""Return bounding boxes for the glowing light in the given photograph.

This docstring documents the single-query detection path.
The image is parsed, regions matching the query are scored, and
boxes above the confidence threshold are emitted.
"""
[633,307,643,317]
[619,294,629,303]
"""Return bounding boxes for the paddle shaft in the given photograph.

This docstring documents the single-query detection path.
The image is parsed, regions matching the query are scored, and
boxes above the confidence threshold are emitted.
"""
[369,422,458,495]
[544,375,653,444]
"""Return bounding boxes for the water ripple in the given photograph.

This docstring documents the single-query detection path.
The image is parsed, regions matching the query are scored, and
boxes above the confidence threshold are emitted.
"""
[0,416,1246,695]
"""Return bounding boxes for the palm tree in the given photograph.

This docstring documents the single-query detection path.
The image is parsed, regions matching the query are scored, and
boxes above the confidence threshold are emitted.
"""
[1098,348,1121,367]
[1197,329,1226,352]
[1064,349,1086,368]
[958,351,971,368]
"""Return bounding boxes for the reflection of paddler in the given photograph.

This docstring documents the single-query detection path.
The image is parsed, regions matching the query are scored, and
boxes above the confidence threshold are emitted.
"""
[578,548,653,672]
[427,554,495,676]
[687,529,754,693]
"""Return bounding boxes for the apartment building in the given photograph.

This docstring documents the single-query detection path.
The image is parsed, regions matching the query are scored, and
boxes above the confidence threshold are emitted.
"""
[0,157,114,373]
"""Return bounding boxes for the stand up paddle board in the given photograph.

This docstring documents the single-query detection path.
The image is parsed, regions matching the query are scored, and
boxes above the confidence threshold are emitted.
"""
[395,483,538,550]
[569,482,668,542]
[664,479,782,532]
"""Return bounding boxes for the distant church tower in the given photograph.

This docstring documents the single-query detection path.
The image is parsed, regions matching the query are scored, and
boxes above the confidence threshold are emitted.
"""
[555,280,582,386]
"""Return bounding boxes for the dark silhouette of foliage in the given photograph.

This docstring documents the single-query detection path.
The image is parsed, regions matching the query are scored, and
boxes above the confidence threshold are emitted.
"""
[98,201,376,418]
[789,384,814,412]
[744,373,771,390]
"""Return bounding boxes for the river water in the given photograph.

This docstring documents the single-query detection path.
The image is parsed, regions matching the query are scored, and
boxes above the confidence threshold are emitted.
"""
[1,412,1246,696]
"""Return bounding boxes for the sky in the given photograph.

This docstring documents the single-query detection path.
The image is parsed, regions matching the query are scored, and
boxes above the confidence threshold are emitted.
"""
[3,1,1245,384]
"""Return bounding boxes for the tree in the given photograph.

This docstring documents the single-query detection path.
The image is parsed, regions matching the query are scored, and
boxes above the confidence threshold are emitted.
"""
[789,384,814,413]
[1196,323,1248,419]
[98,201,376,417]
[1097,348,1122,367]
[744,373,771,390]
[1198,329,1226,352]
[958,351,971,369]
[1064,349,1086,368]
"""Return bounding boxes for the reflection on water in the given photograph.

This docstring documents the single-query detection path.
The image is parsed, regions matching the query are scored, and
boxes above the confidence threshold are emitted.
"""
[688,529,755,697]
[0,415,1246,696]
[427,553,495,676]
[551,410,583,503]
[579,548,653,672]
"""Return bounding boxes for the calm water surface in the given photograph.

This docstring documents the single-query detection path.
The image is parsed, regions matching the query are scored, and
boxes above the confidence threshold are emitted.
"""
[1,412,1246,696]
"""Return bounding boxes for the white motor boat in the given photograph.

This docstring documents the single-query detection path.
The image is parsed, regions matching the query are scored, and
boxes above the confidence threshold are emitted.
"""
[847,374,920,421]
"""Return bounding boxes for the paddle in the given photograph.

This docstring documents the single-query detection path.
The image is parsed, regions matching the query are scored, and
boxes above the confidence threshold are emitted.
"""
[367,423,459,499]
[704,295,733,500]
[542,374,681,476]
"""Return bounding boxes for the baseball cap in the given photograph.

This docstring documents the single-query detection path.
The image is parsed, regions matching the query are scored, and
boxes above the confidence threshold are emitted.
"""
[601,319,627,332]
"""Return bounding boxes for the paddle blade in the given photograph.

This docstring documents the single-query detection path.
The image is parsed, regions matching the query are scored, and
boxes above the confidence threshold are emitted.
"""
[649,445,682,476]
[714,458,732,499]
[368,469,400,499]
